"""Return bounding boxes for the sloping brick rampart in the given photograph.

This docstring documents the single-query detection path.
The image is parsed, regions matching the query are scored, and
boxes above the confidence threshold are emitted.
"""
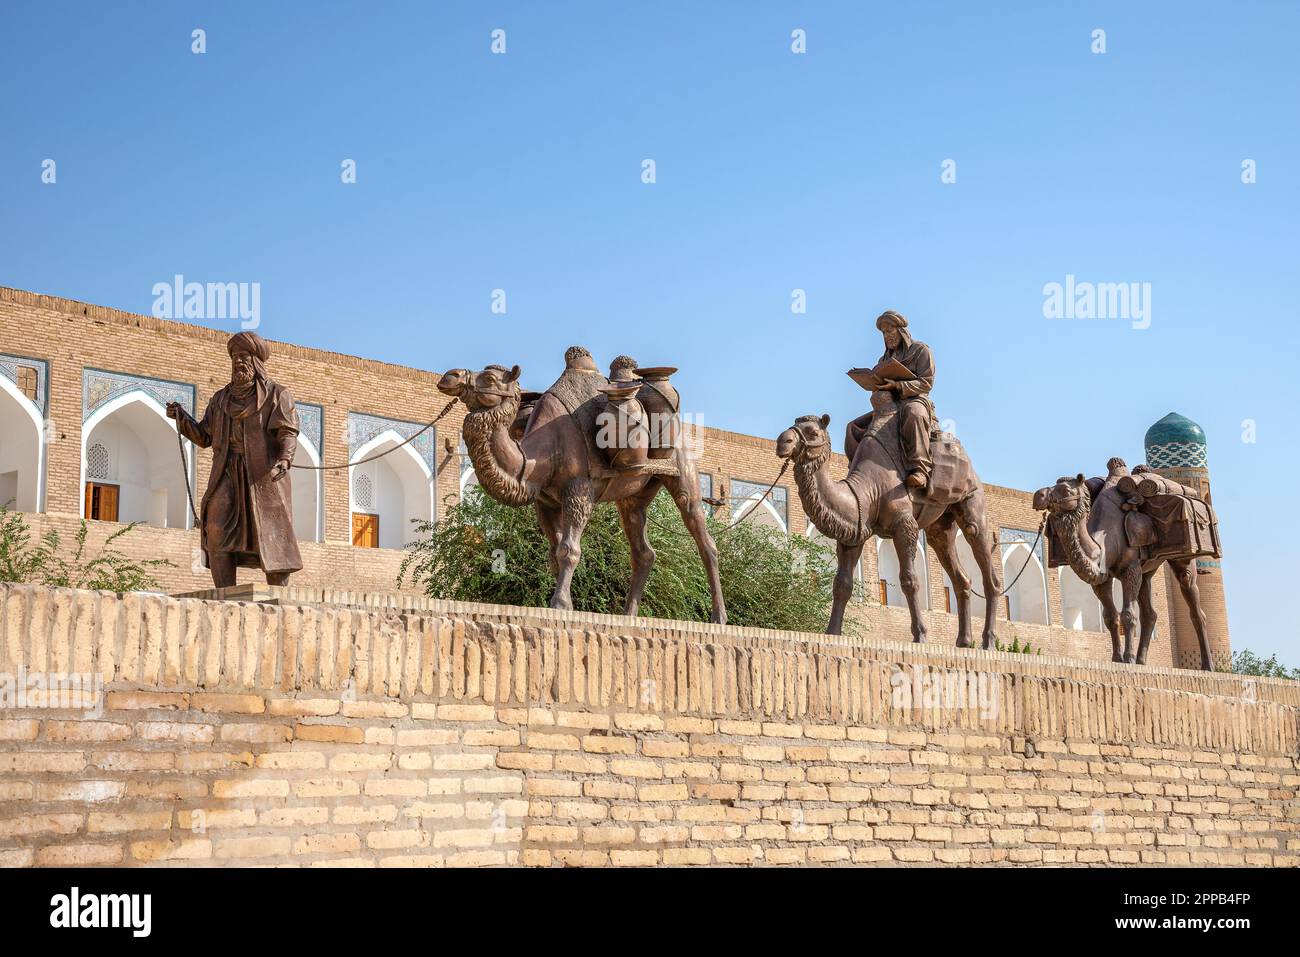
[0,584,1290,867]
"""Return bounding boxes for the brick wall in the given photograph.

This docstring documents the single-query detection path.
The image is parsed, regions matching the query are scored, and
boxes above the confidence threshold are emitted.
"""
[0,582,1292,867]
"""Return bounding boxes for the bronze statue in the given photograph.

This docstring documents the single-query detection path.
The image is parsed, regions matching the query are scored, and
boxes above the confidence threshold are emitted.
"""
[846,311,935,490]
[166,331,303,587]
[1033,457,1219,668]
[438,346,726,622]
[776,393,1002,644]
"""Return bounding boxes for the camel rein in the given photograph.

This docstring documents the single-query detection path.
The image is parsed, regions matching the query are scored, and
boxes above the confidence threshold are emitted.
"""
[174,397,460,524]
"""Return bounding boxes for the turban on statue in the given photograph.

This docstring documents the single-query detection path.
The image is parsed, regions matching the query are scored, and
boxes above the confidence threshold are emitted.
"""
[875,310,908,331]
[227,331,271,362]
[226,331,272,394]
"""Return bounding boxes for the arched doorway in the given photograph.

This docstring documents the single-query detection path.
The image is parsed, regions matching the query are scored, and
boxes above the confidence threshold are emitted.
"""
[1002,541,1048,624]
[350,430,433,550]
[81,391,191,528]
[0,374,45,512]
[873,533,931,609]
[1059,566,1101,631]
[940,531,988,620]
[291,437,323,542]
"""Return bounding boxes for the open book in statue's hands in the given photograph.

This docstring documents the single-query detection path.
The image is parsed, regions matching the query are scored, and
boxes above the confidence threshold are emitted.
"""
[847,357,915,392]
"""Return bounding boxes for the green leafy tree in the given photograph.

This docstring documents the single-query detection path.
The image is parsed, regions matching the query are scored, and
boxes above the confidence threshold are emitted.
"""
[1228,649,1299,681]
[399,489,844,634]
[0,503,172,593]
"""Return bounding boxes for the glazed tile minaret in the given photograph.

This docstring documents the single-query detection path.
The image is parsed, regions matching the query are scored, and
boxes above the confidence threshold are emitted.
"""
[1144,412,1231,669]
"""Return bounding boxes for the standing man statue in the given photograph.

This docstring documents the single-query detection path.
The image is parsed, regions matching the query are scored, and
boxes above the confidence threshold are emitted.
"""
[166,331,303,587]
[845,310,936,489]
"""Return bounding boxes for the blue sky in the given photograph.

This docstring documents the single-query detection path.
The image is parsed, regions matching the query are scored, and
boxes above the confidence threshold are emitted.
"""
[2,2,1297,661]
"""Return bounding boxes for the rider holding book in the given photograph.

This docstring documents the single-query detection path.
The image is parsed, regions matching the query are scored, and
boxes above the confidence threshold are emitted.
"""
[845,310,936,490]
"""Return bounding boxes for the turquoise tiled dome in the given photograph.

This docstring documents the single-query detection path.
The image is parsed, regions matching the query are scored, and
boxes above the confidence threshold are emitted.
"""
[1144,412,1207,469]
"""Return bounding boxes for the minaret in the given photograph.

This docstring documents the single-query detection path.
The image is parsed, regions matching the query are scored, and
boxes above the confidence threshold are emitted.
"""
[1143,412,1231,670]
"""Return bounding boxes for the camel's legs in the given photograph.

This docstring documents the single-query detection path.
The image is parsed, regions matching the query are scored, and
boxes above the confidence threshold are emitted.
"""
[1136,568,1159,665]
[956,492,1001,649]
[1118,562,1143,664]
[1168,558,1214,670]
[891,521,928,642]
[550,479,593,611]
[664,474,727,625]
[828,540,865,635]
[930,517,973,648]
[536,502,561,578]
[1094,582,1122,662]
[616,485,660,618]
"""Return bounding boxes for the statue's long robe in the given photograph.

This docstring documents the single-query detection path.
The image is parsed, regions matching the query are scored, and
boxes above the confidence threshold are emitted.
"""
[177,379,303,574]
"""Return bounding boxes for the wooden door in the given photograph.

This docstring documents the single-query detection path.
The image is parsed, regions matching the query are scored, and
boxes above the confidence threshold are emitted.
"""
[878,580,889,606]
[352,512,379,548]
[84,483,119,522]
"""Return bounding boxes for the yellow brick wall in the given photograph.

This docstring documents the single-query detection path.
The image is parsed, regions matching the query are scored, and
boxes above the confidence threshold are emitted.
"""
[0,583,1291,867]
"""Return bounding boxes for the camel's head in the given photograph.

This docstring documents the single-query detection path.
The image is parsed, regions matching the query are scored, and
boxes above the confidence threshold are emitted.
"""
[1033,473,1088,516]
[439,364,521,411]
[776,414,832,464]
[437,368,472,398]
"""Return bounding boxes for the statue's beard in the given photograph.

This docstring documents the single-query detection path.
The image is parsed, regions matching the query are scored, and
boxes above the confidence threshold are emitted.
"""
[230,370,256,397]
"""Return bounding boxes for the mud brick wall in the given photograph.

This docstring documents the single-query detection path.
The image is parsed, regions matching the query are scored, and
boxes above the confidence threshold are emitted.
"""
[0,583,1291,867]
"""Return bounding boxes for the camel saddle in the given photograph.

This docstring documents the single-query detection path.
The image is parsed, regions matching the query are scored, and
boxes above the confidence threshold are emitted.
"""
[852,406,979,528]
[537,362,679,490]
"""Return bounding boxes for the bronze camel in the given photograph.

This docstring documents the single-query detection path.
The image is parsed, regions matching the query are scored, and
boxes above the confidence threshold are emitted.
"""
[775,395,1003,646]
[438,358,726,623]
[1033,458,1215,668]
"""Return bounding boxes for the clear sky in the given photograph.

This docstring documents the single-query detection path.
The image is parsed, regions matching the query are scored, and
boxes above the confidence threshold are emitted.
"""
[2,2,1296,661]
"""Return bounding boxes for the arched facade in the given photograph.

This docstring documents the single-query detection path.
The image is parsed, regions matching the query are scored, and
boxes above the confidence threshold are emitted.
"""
[873,533,930,609]
[1059,566,1101,631]
[941,531,988,621]
[1002,540,1048,624]
[0,373,45,512]
[81,391,192,529]
[349,430,433,550]
[731,482,788,534]
[291,436,323,543]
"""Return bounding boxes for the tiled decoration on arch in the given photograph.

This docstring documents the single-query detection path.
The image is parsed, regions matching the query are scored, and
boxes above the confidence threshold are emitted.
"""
[346,411,437,474]
[83,368,195,421]
[730,477,788,529]
[0,353,49,413]
[296,401,323,455]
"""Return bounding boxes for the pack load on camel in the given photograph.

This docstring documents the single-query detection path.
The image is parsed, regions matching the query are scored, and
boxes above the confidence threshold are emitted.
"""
[1114,467,1220,564]
[1042,460,1220,570]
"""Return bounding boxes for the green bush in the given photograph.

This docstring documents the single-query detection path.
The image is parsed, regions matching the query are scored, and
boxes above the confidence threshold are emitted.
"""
[993,635,1041,656]
[0,503,172,593]
[398,489,843,634]
[1228,649,1299,681]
